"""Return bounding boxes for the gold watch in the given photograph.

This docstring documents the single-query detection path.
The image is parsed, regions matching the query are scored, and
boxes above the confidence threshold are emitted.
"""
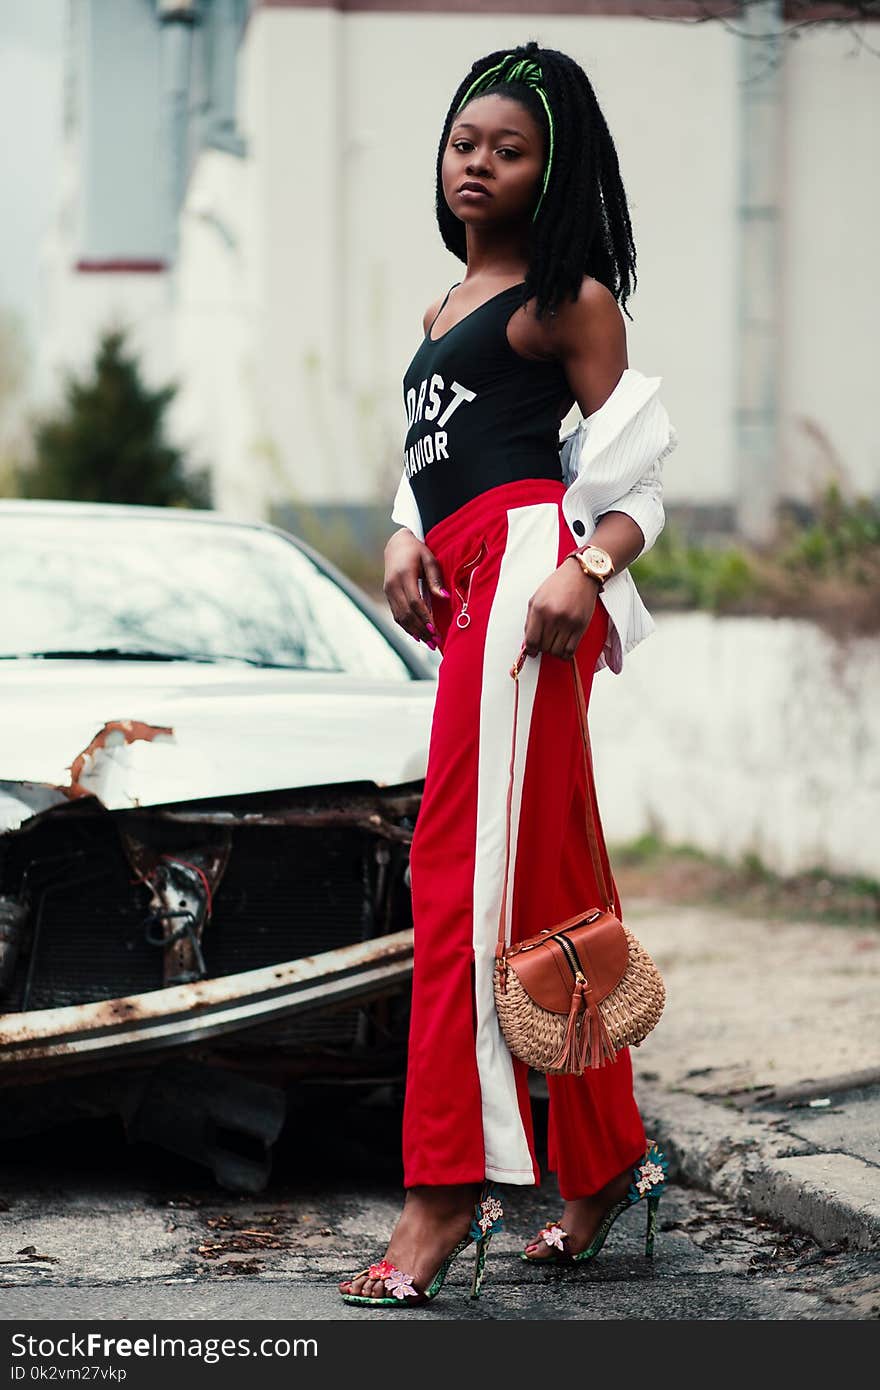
[567,544,615,590]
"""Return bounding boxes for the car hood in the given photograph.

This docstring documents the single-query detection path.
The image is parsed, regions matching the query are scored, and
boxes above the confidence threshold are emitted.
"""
[0,660,436,830]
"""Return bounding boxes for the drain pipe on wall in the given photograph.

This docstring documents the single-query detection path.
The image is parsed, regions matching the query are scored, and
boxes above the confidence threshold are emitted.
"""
[157,0,198,267]
[734,0,785,546]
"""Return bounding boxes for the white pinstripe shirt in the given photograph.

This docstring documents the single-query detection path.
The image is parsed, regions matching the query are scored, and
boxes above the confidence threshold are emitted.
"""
[391,367,678,674]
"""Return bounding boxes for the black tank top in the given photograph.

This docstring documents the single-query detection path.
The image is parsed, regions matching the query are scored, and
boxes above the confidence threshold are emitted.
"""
[401,281,571,534]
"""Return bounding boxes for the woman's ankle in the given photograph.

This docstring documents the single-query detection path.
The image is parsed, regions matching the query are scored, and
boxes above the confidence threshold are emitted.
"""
[561,1160,637,1207]
[404,1182,481,1213]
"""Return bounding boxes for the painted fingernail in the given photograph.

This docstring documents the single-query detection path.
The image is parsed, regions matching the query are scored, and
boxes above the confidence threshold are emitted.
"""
[426,639,438,650]
[438,587,450,598]
[426,623,437,635]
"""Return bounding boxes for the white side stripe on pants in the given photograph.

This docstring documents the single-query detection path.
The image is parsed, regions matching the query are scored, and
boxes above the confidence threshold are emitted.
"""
[471,502,561,1183]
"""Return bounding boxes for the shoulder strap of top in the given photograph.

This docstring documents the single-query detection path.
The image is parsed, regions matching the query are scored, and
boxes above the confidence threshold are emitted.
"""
[427,282,461,334]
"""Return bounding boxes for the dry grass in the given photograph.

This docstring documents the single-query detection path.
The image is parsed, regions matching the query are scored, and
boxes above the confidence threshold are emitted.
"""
[632,484,880,637]
[612,835,880,928]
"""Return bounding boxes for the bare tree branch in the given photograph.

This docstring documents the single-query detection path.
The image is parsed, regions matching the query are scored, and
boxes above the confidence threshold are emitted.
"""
[635,0,880,58]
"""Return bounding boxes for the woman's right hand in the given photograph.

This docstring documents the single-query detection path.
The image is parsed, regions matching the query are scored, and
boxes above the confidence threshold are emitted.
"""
[383,528,449,649]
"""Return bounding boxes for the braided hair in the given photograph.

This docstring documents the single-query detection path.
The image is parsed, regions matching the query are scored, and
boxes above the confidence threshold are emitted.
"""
[435,40,637,321]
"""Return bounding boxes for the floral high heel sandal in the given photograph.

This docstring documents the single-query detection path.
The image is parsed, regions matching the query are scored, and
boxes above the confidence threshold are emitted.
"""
[521,1142,669,1265]
[339,1185,504,1308]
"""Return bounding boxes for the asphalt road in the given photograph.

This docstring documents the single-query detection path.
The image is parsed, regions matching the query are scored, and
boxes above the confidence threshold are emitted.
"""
[0,1095,876,1322]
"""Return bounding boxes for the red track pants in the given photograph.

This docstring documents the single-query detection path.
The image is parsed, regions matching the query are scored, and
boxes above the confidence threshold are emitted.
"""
[402,478,646,1199]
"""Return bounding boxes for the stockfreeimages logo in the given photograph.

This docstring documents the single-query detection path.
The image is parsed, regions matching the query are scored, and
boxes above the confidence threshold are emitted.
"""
[10,1332,317,1367]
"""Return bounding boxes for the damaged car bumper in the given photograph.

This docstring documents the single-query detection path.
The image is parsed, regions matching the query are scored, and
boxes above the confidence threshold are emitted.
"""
[0,927,415,1071]
[0,778,423,1075]
[0,502,439,1188]
[0,773,425,1191]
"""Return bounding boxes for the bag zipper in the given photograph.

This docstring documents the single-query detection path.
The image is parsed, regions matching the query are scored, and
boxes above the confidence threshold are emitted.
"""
[556,930,586,984]
[453,538,488,629]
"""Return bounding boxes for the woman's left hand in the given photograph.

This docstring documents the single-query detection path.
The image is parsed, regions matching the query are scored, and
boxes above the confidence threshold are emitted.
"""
[522,559,600,661]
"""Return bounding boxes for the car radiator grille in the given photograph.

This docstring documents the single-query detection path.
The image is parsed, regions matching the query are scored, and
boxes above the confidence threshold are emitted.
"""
[2,819,403,1047]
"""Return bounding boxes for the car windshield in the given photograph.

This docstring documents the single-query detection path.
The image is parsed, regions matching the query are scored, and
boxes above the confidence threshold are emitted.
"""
[0,513,411,679]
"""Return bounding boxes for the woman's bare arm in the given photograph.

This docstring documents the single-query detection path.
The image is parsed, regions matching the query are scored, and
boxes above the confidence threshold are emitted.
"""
[521,278,644,660]
[549,277,646,570]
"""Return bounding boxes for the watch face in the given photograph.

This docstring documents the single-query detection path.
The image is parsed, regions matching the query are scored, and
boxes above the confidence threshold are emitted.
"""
[582,547,613,575]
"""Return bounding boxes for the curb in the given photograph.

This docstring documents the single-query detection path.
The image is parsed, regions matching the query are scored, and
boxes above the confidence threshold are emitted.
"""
[634,1078,880,1252]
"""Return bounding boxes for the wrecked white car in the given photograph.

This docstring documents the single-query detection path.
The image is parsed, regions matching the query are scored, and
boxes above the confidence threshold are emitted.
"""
[0,501,437,1188]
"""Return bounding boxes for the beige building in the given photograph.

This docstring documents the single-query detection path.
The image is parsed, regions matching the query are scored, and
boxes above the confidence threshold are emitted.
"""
[43,2,880,530]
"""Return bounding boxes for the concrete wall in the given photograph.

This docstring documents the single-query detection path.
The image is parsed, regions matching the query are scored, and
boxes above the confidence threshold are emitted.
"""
[213,4,738,513]
[781,24,880,504]
[38,257,173,411]
[172,149,254,514]
[39,5,880,519]
[588,612,880,879]
[174,3,880,521]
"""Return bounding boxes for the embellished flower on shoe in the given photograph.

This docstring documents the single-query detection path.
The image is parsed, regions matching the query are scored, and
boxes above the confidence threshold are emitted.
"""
[635,1160,666,1196]
[364,1260,418,1299]
[627,1143,670,1203]
[469,1194,504,1241]
[383,1268,419,1300]
[538,1221,568,1251]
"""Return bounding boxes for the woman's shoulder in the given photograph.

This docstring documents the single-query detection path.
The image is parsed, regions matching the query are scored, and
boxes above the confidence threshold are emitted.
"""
[421,284,458,337]
[544,275,623,344]
[421,293,445,337]
[510,274,623,368]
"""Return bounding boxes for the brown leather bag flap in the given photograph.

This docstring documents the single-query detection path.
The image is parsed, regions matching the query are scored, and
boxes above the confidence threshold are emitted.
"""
[506,911,629,1014]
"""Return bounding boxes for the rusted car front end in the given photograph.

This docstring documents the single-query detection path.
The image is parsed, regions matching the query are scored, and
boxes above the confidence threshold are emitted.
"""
[0,502,437,1188]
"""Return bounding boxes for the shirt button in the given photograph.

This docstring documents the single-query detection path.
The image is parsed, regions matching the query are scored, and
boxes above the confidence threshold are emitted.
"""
[572,519,586,536]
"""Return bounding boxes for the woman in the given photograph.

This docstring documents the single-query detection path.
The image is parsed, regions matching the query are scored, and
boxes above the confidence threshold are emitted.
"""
[340,40,677,1308]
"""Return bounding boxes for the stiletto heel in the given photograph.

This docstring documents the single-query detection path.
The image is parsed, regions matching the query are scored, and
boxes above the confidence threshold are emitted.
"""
[521,1142,669,1267]
[470,1231,494,1299]
[645,1192,661,1259]
[339,1183,504,1308]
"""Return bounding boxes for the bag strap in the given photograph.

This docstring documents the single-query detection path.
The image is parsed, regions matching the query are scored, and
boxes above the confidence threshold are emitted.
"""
[495,645,615,960]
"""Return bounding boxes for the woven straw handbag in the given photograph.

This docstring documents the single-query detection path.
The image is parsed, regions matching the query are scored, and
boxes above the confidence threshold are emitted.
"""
[493,642,665,1076]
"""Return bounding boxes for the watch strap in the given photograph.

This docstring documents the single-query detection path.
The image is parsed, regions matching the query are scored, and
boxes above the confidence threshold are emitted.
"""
[565,552,604,591]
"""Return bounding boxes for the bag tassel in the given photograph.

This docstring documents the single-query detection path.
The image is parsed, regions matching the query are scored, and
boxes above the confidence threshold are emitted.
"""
[548,979,589,1074]
[584,991,616,1070]
[548,977,618,1075]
